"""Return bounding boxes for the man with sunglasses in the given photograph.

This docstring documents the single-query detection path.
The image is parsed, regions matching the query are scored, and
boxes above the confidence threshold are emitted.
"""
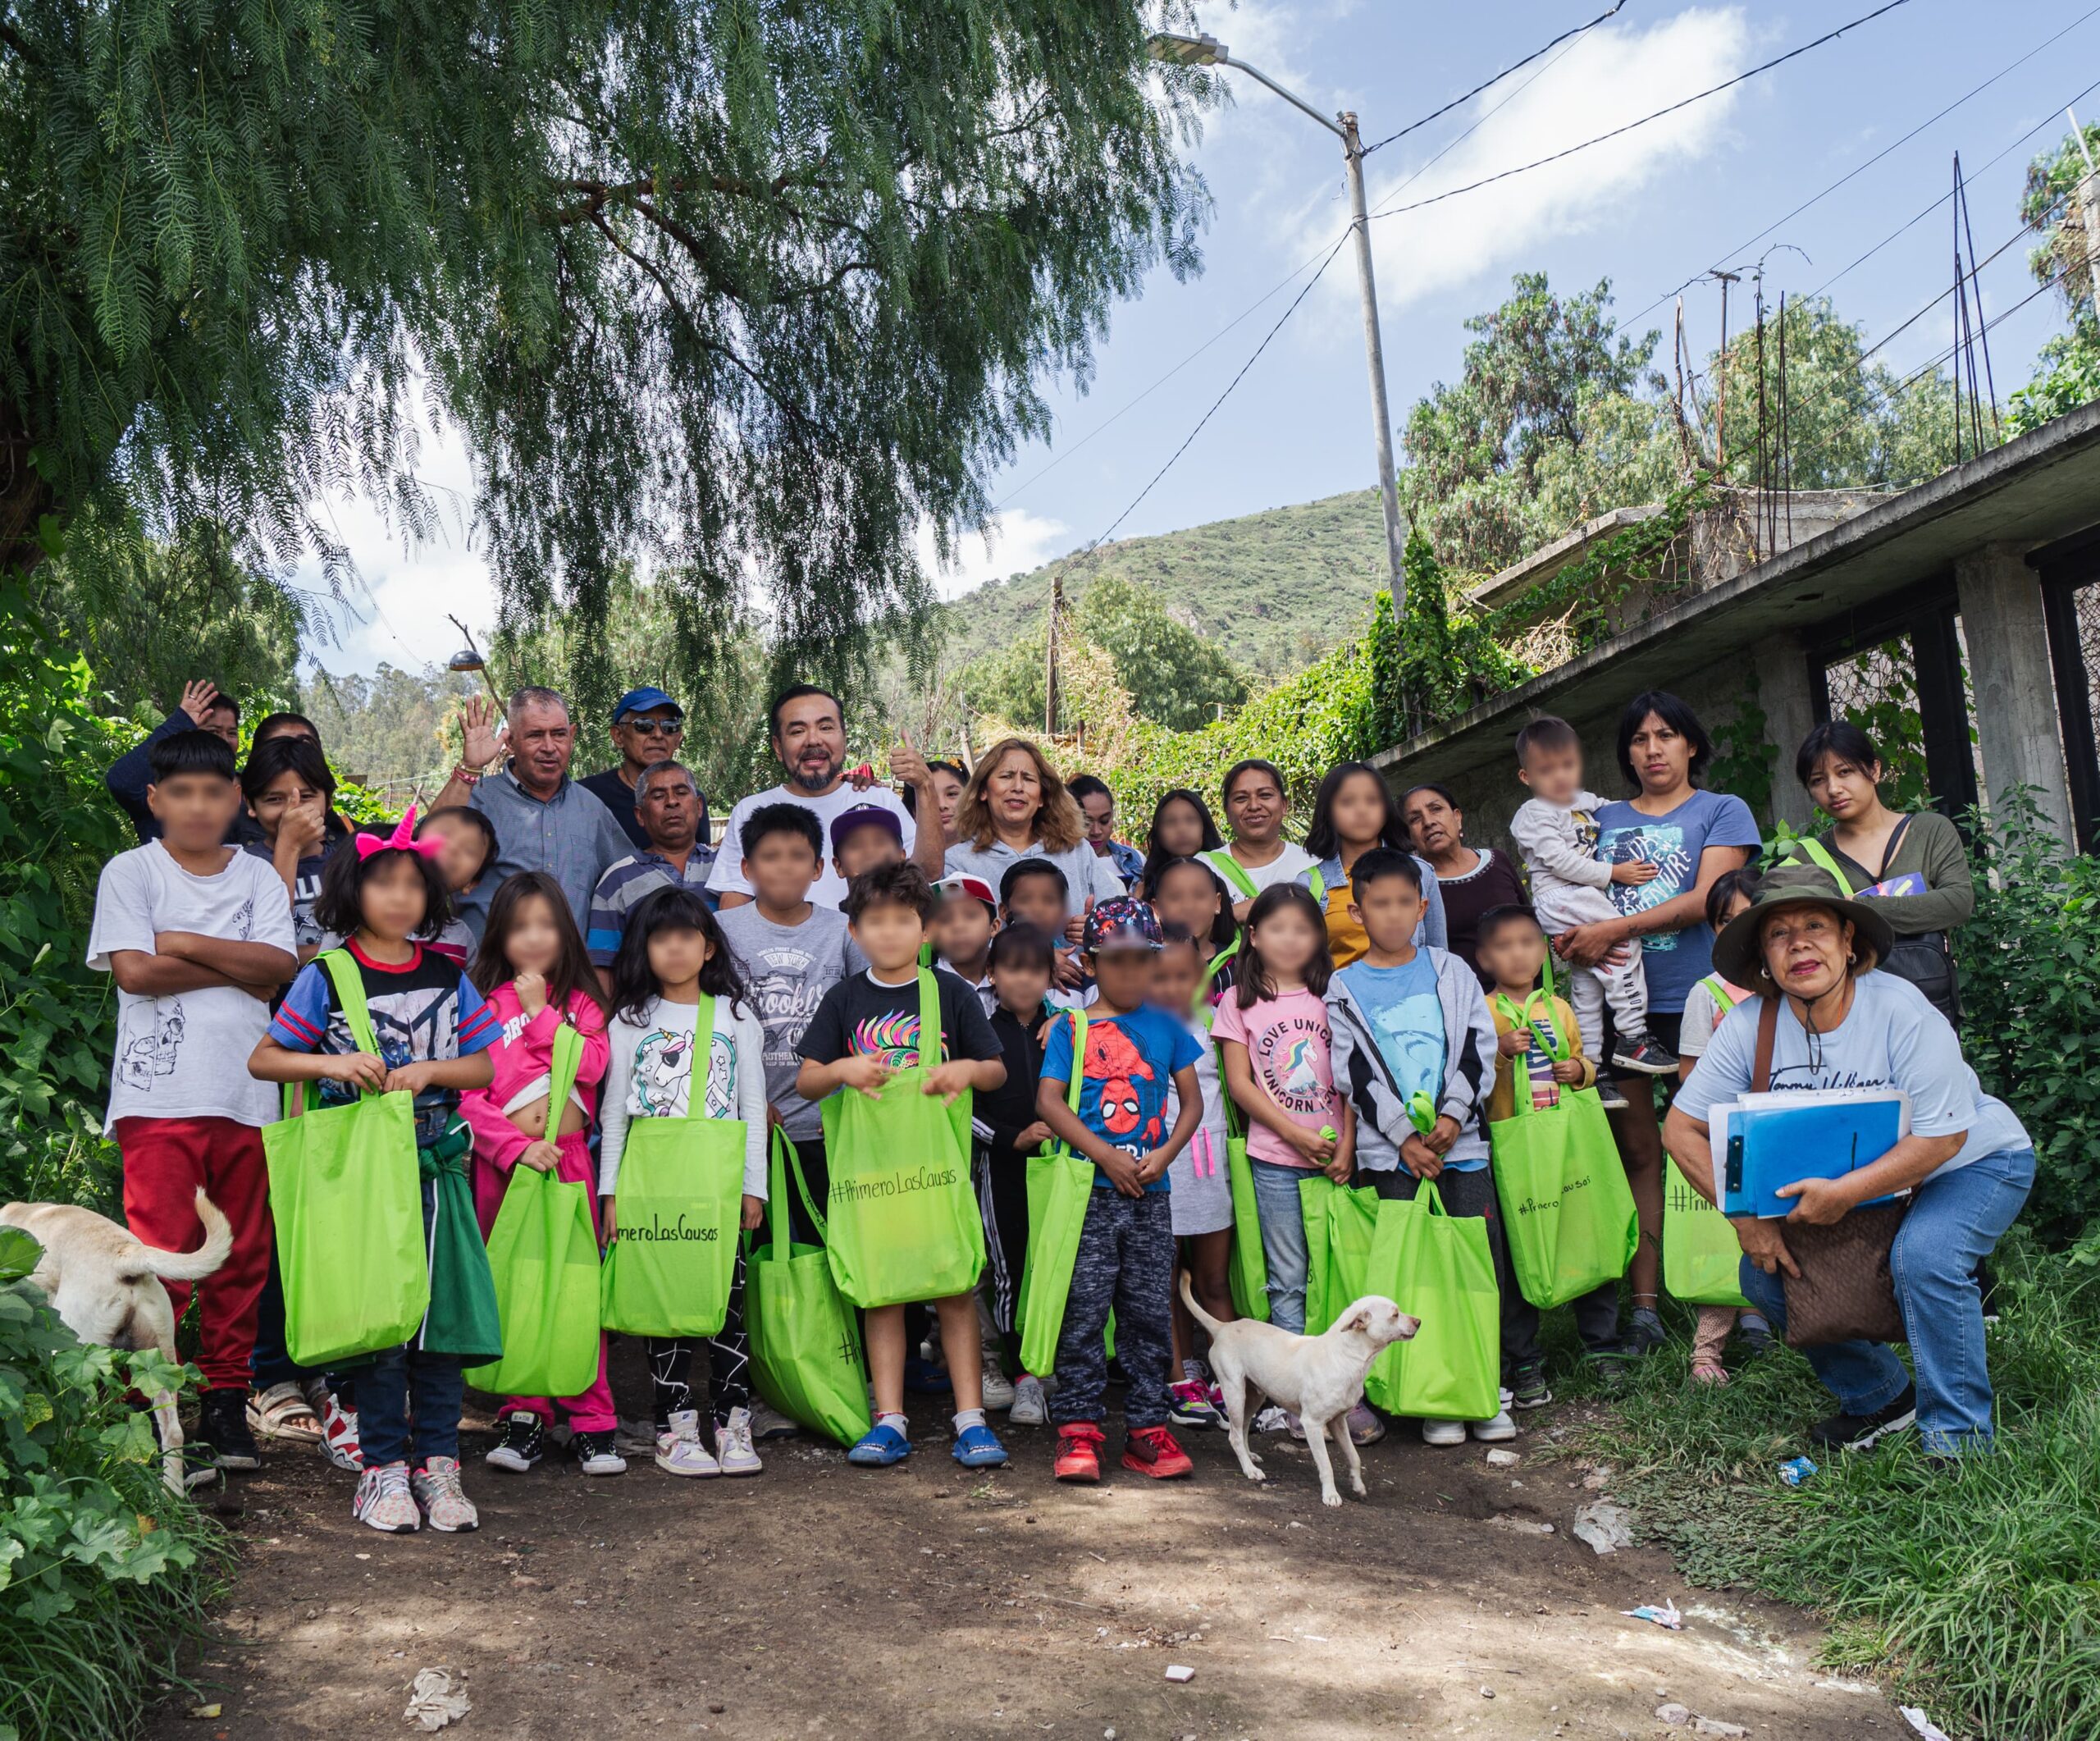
[581,687,710,853]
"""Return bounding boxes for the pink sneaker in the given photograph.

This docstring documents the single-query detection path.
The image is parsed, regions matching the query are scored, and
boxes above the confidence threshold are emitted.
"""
[410,1456,480,1533]
[352,1462,418,1533]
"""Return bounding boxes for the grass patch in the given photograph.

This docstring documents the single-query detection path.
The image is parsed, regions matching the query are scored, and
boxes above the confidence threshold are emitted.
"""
[1550,1232,2100,1740]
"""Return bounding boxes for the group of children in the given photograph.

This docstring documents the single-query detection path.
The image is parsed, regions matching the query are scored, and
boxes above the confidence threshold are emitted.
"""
[92,713,1704,1538]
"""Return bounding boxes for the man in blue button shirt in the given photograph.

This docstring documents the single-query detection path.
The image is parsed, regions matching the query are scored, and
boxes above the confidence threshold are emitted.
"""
[432,686,630,940]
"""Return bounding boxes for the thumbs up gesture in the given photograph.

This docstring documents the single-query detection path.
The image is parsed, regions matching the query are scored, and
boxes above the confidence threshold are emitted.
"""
[890,730,932,791]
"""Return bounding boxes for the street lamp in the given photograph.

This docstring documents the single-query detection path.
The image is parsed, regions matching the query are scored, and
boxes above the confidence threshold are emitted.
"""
[1147,31,1408,610]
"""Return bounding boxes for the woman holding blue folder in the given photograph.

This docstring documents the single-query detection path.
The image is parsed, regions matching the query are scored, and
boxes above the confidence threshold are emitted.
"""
[1662,866,2034,1460]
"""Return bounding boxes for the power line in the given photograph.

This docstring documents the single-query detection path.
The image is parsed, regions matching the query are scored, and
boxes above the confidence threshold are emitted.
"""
[1623,6,2100,330]
[1358,1,1626,157]
[1369,0,1917,226]
[1057,233,1355,566]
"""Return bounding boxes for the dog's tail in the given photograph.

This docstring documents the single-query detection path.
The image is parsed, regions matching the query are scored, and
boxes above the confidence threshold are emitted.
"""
[1179,1269,1227,1339]
[128,1189,234,1283]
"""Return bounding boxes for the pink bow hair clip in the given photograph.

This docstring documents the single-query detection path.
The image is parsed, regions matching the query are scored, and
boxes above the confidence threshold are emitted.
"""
[354,805,446,861]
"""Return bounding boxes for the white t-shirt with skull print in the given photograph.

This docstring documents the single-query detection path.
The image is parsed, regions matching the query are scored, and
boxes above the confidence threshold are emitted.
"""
[597,994,770,1198]
[88,840,296,1131]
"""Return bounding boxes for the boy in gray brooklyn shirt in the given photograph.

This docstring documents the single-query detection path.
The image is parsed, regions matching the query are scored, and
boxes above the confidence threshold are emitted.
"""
[714,802,865,1245]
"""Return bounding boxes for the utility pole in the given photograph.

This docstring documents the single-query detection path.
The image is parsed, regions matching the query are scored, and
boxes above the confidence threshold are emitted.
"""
[2070,110,2100,332]
[1148,33,1408,613]
[1043,569,1062,737]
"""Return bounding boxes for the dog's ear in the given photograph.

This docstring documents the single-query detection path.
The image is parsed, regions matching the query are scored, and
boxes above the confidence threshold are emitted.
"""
[1334,1302,1373,1336]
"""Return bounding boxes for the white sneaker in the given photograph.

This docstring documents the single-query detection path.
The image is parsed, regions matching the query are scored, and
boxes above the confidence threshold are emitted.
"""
[979,1357,1016,1410]
[654,1409,720,1478]
[714,1407,764,1477]
[316,1392,363,1473]
[1470,1409,1518,1443]
[1255,1405,1294,1434]
[747,1399,800,1442]
[1422,1418,1468,1447]
[1008,1375,1048,1426]
[352,1461,419,1533]
[411,1456,480,1533]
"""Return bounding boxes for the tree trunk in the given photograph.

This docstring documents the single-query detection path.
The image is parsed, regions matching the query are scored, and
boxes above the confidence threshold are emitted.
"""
[1,395,55,578]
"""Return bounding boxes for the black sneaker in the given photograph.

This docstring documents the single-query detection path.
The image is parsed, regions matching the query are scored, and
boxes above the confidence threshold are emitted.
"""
[1596,1077,1632,1111]
[1809,1384,1917,1453]
[570,1429,628,1477]
[1582,1347,1631,1389]
[1619,1309,1668,1358]
[483,1410,546,1473]
[1508,1360,1554,1410]
[198,1387,261,1471]
[1610,1031,1679,1074]
[1738,1323,1778,1359]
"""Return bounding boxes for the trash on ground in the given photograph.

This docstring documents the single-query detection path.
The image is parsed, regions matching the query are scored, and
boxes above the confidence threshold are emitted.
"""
[1487,1514,1555,1536]
[185,1707,222,1721]
[1901,1710,1955,1741]
[1164,1665,1195,1683]
[1485,1447,1521,1468]
[1573,1501,1633,1555]
[1621,1601,1683,1629]
[405,1667,471,1732]
[1778,1455,1818,1487]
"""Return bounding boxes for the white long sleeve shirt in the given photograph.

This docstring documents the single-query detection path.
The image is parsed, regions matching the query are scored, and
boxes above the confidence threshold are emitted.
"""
[597,995,769,1199]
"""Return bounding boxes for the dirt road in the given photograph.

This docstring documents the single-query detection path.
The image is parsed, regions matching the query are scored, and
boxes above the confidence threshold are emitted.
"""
[151,1384,1901,1741]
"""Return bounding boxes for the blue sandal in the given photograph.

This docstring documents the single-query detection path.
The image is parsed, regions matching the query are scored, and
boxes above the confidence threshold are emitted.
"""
[952,1423,1010,1469]
[847,1423,912,1467]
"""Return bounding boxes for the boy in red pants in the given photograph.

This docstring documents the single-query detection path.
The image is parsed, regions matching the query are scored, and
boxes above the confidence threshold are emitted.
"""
[88,729,297,1480]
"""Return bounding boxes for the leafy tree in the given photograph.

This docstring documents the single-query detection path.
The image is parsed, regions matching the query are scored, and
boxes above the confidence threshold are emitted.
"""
[28,510,305,723]
[960,573,1249,732]
[1,1,1212,697]
[1705,296,1953,491]
[2010,121,2100,436]
[1399,273,1670,573]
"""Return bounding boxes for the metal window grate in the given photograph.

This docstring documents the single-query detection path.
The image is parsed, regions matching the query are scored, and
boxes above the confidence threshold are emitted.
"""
[1821,634,1932,812]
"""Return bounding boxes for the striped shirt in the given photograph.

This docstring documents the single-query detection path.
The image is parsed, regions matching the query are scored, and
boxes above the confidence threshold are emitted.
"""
[586,846,718,966]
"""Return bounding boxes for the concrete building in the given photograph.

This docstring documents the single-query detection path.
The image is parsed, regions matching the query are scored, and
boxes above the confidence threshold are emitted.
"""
[1374,401,2100,856]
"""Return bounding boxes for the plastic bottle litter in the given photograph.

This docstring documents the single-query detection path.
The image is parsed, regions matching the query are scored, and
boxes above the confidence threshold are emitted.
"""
[1778,1455,1819,1487]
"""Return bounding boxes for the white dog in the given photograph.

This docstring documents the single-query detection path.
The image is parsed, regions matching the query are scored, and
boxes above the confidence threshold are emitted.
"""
[1180,1272,1418,1507]
[0,1190,231,1493]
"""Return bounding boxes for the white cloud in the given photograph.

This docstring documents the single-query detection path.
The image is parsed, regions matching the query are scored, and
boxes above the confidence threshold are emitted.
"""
[299,416,496,678]
[1291,7,1753,318]
[919,508,1069,600]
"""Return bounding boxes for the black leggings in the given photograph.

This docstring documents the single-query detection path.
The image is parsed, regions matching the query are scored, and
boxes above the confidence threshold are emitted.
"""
[644,1246,750,1428]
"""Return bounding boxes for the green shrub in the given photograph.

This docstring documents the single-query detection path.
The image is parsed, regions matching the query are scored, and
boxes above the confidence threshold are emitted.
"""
[1957,794,2100,1244]
[1560,1232,2100,1739]
[0,1227,228,1741]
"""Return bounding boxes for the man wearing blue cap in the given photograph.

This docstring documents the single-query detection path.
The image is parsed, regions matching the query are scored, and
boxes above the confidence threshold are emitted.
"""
[581,687,709,853]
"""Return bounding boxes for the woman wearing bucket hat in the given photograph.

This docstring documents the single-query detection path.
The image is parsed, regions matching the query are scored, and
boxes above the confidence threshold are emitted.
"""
[1662,865,2035,1458]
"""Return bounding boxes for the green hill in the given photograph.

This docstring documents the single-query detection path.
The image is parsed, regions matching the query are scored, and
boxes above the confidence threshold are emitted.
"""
[940,487,1395,681]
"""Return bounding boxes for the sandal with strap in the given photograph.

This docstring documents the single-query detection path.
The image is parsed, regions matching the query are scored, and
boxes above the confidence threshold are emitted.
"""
[1691,1359,1731,1387]
[247,1379,323,1443]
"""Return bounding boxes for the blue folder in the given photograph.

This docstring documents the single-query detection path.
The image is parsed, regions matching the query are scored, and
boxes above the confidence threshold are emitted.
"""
[1719,1094,1906,1219]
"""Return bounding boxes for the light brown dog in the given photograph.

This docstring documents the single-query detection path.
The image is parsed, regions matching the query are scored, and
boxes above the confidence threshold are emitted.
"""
[0,1191,231,1492]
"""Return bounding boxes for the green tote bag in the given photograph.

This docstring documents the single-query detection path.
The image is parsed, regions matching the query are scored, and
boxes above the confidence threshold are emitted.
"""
[1664,1157,1752,1309]
[819,969,986,1309]
[1363,1181,1500,1422]
[746,1129,873,1446]
[1016,1009,1097,1378]
[1486,967,1639,1309]
[1218,1044,1272,1323]
[1298,1172,1381,1335]
[600,994,749,1337]
[262,949,429,1369]
[465,1025,604,1396]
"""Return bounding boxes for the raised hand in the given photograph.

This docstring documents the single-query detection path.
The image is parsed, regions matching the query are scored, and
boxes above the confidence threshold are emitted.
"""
[890,732,931,790]
[459,693,506,770]
[177,679,222,724]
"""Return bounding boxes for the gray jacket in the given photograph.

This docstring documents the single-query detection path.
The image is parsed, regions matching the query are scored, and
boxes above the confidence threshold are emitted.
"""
[1326,948,1496,1172]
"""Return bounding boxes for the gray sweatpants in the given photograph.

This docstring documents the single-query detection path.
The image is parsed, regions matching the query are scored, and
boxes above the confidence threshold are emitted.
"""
[1050,1188,1176,1430]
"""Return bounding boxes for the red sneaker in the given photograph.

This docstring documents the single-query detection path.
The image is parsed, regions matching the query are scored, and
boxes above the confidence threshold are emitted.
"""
[1122,1424,1194,1478]
[1053,1422,1104,1483]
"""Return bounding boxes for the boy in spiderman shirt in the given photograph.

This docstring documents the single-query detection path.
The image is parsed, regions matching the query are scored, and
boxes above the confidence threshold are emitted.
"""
[1037,897,1204,1483]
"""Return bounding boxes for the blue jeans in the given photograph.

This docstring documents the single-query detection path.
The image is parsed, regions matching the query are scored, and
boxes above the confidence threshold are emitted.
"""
[1739,1145,2033,1454]
[357,1343,465,1469]
[1249,1157,1315,1333]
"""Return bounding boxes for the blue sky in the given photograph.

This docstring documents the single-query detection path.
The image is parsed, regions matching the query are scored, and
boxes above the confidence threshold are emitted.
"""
[313,0,2100,674]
